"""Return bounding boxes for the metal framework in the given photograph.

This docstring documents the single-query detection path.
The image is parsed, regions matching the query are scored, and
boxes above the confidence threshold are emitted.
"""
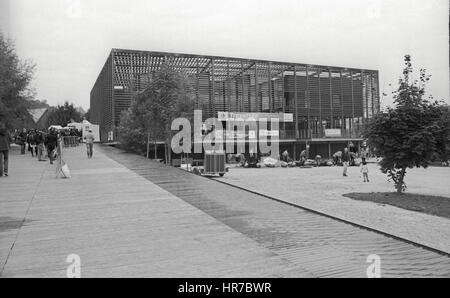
[90,49,380,142]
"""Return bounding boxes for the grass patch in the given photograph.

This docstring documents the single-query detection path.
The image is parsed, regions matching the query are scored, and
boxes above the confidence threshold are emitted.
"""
[343,192,450,219]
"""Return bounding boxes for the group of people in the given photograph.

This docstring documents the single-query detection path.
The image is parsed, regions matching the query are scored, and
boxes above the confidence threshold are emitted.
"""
[15,128,60,164]
[286,144,371,183]
[339,147,369,182]
[0,121,97,178]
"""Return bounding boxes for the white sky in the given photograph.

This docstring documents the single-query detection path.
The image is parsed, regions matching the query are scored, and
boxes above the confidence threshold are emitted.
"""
[1,0,449,110]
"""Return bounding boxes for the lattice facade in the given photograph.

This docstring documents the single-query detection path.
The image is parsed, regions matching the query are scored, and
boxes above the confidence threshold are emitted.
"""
[90,49,380,143]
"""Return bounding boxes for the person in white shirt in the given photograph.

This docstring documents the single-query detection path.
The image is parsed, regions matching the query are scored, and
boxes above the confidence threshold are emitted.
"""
[360,160,369,182]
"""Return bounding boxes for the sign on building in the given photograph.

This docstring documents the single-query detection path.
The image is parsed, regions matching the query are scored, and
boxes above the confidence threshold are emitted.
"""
[217,112,293,123]
[324,129,342,138]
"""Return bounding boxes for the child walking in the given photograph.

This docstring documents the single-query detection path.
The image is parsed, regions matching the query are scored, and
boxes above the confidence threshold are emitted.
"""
[360,160,369,182]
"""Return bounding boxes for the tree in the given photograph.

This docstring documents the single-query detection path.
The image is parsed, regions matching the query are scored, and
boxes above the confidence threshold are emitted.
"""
[436,105,450,162]
[46,101,83,127]
[365,55,449,193]
[118,64,195,162]
[84,108,91,122]
[0,32,36,129]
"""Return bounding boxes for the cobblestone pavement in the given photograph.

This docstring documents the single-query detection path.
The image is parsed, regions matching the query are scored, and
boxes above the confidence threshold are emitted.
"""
[100,146,450,278]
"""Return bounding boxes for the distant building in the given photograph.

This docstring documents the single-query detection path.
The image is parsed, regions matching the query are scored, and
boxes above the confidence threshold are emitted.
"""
[91,49,380,158]
[76,106,86,116]
[27,107,53,129]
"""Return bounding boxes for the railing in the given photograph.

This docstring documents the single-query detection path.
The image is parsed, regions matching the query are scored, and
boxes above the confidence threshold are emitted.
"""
[62,136,81,148]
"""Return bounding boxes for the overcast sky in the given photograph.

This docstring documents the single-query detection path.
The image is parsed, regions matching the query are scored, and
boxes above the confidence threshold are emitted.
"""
[0,0,448,110]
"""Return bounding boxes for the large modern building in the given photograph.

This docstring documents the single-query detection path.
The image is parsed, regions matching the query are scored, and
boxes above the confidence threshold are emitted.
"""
[90,49,380,159]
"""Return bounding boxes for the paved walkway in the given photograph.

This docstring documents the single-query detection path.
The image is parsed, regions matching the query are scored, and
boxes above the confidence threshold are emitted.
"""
[100,146,450,278]
[0,146,309,277]
[220,165,450,254]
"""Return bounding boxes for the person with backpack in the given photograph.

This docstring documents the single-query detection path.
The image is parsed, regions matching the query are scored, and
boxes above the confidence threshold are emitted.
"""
[45,128,58,165]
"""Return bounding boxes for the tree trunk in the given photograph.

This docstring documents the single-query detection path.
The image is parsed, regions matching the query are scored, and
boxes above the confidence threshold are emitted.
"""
[146,132,150,159]
[164,143,167,164]
[167,140,172,165]
[397,167,407,193]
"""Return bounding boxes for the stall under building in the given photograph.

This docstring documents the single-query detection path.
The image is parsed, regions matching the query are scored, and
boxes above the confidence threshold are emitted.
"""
[90,49,380,159]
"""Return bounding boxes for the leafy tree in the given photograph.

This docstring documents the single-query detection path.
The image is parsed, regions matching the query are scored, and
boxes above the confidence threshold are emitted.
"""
[84,108,91,122]
[0,32,36,129]
[365,55,449,193]
[46,101,83,127]
[436,105,450,162]
[118,64,195,162]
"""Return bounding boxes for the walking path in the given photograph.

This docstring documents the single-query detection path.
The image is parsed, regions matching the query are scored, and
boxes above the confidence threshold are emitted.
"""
[1,145,449,277]
[0,145,309,277]
[100,146,450,278]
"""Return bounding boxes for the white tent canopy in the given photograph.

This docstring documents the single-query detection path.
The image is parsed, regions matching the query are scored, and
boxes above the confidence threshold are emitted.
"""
[63,120,100,142]
[48,125,63,130]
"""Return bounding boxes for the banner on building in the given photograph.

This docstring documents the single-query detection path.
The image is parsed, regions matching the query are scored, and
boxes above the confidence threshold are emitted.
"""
[324,129,342,138]
[217,112,293,123]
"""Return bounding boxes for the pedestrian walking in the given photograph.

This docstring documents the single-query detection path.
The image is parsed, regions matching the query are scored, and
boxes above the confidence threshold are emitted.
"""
[17,128,27,154]
[0,122,11,177]
[27,130,36,157]
[360,160,370,182]
[35,130,46,161]
[84,129,95,158]
[45,128,58,165]
[342,147,350,177]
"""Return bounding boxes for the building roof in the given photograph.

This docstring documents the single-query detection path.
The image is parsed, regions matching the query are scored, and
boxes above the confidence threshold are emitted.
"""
[107,48,379,92]
[28,108,48,123]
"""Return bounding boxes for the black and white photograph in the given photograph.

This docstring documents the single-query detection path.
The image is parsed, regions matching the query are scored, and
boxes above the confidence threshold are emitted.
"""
[0,0,449,282]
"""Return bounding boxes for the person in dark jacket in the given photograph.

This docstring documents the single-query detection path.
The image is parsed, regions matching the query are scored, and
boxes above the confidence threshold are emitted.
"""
[45,128,58,164]
[35,130,46,161]
[17,128,27,155]
[0,122,11,177]
[27,130,38,157]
